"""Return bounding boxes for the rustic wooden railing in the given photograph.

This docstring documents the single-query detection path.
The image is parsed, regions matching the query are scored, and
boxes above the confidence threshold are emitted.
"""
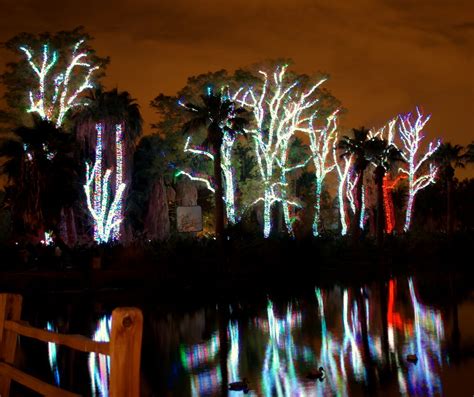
[0,293,143,397]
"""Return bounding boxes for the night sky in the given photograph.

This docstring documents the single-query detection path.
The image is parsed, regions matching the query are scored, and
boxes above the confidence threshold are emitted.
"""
[1,0,473,175]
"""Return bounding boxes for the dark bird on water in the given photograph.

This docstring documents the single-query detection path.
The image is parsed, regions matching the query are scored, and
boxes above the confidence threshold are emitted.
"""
[306,367,325,381]
[229,378,250,393]
[407,354,418,364]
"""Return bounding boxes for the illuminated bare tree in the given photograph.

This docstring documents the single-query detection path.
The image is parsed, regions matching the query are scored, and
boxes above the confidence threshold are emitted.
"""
[181,134,238,224]
[237,65,326,237]
[84,127,125,244]
[333,144,353,236]
[398,108,440,231]
[301,111,338,236]
[19,39,100,127]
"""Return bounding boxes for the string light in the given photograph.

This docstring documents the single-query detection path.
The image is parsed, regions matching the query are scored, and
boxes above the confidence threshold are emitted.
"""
[236,65,326,237]
[19,40,100,127]
[221,131,237,224]
[182,133,237,224]
[383,174,407,234]
[84,125,126,244]
[304,111,338,236]
[93,123,103,241]
[360,187,367,230]
[398,108,440,231]
[42,230,54,246]
[112,123,124,240]
[333,145,353,236]
[176,170,215,193]
[345,170,366,229]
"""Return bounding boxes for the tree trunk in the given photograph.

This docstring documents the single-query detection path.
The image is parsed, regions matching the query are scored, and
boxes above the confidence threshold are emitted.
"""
[375,167,385,247]
[382,175,395,234]
[214,147,225,238]
[312,179,322,237]
[263,187,272,238]
[352,169,364,243]
[337,178,348,236]
[447,177,453,235]
[145,176,170,240]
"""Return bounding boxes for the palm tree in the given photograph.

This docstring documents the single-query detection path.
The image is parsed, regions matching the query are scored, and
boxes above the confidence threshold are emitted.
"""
[338,127,372,242]
[0,116,77,238]
[431,143,465,235]
[465,141,474,164]
[181,87,247,238]
[366,139,404,246]
[73,88,143,240]
[73,87,142,161]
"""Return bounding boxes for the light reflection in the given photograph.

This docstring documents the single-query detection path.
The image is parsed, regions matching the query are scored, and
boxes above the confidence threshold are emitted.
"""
[43,277,450,396]
[399,278,444,396]
[228,321,240,383]
[316,288,349,396]
[190,367,222,397]
[180,332,220,371]
[46,321,60,386]
[261,300,314,396]
[88,315,112,397]
[342,290,364,382]
[180,331,221,396]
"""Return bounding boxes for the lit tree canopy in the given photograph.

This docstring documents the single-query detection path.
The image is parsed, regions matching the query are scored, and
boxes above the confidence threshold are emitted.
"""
[151,70,255,233]
[1,27,109,128]
[236,63,340,237]
[398,108,440,231]
[84,123,126,244]
[179,87,248,235]
[303,112,338,236]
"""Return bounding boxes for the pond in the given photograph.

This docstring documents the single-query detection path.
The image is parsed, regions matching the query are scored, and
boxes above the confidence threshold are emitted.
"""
[10,275,474,396]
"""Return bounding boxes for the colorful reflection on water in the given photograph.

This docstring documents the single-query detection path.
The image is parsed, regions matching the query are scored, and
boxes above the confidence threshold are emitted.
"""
[399,278,444,396]
[45,315,111,396]
[46,321,60,386]
[172,278,448,396]
[44,277,469,396]
[89,315,112,397]
[179,330,222,396]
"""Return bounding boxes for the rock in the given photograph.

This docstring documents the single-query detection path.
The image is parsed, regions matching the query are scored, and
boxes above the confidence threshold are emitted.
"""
[176,179,198,206]
[145,176,170,240]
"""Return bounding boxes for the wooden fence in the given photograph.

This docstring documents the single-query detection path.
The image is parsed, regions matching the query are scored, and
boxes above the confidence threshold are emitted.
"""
[0,293,143,397]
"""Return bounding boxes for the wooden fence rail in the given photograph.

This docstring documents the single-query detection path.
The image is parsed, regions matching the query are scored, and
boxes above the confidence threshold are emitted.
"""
[0,293,143,397]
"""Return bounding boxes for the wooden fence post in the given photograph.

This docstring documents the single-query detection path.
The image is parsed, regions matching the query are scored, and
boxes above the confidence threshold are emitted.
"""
[0,294,23,397]
[109,307,143,397]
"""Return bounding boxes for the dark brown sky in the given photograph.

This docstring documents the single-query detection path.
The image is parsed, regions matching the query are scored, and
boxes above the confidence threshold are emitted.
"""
[1,0,473,175]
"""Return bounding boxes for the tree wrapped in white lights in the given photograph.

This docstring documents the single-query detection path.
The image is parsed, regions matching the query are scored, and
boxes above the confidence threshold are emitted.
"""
[398,108,440,231]
[302,111,338,236]
[84,124,126,244]
[19,39,100,127]
[237,65,326,237]
[181,133,238,224]
[333,144,353,236]
[345,169,367,230]
[84,163,125,244]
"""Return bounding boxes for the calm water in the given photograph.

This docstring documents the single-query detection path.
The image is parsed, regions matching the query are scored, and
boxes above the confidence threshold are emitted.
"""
[13,276,474,396]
